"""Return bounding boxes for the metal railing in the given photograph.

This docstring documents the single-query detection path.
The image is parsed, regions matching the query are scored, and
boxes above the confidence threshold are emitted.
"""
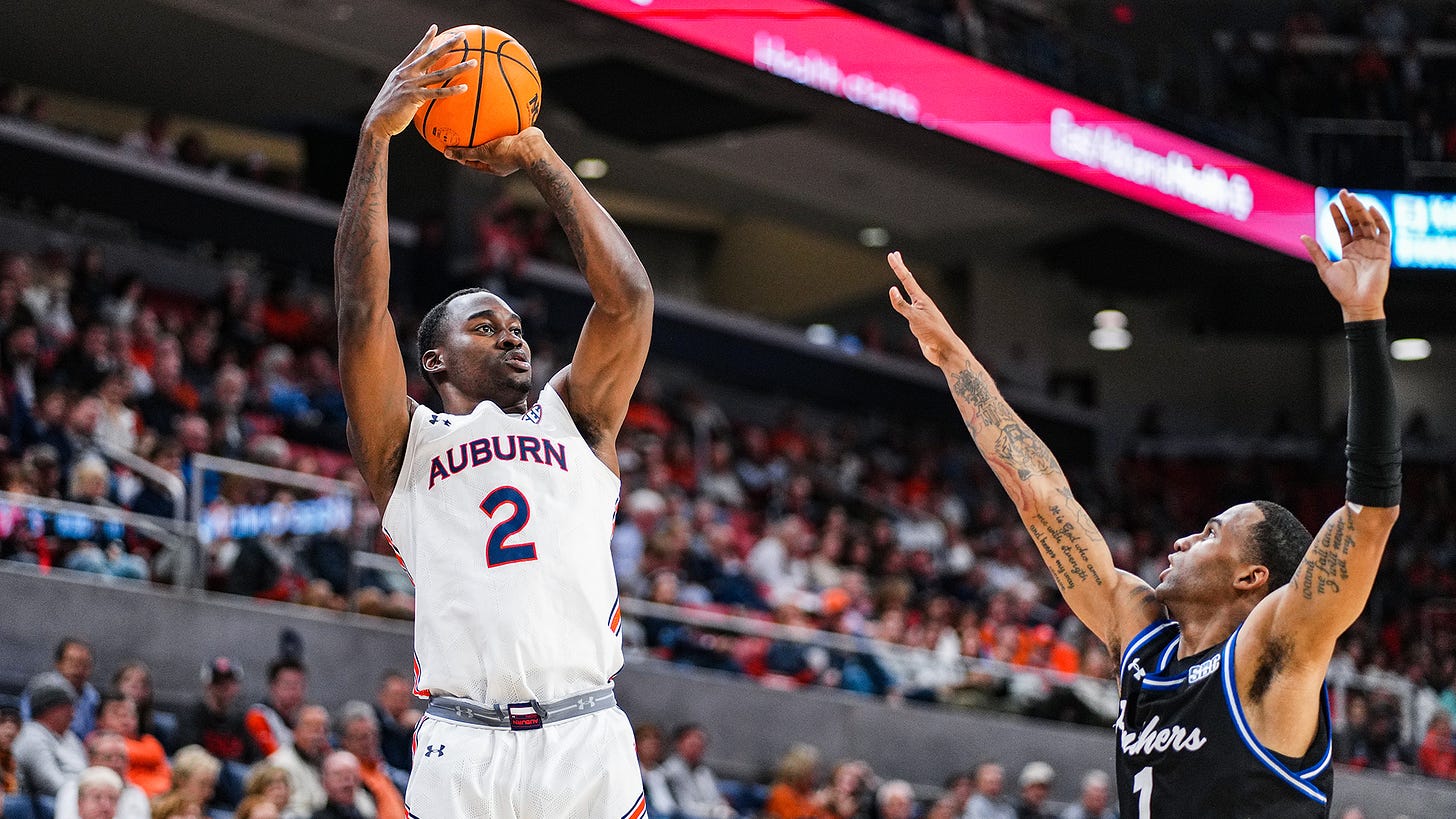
[0,489,195,586]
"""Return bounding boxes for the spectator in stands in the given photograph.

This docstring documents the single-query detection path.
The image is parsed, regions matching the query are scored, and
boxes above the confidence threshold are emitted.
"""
[877,780,915,819]
[1015,761,1056,819]
[1059,771,1114,819]
[119,111,176,162]
[661,723,737,819]
[240,764,298,819]
[268,705,368,818]
[109,662,169,749]
[310,751,365,819]
[1419,710,1456,780]
[369,673,413,775]
[22,638,99,739]
[175,657,259,762]
[13,680,85,797]
[612,488,666,590]
[0,705,25,818]
[233,796,283,819]
[820,759,873,819]
[635,724,677,818]
[201,364,251,459]
[53,732,148,819]
[246,658,307,757]
[964,762,1014,819]
[137,337,197,435]
[762,743,829,819]
[94,371,138,453]
[335,702,404,819]
[70,766,123,819]
[93,692,169,798]
[155,745,221,818]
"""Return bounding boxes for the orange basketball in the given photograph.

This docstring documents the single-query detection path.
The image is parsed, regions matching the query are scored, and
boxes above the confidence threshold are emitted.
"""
[412,25,541,154]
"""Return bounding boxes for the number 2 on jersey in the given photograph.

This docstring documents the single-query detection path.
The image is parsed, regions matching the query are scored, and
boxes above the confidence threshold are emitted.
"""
[481,486,537,567]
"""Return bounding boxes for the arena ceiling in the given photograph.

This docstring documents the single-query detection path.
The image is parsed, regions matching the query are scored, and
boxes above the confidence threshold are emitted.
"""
[5,0,1454,335]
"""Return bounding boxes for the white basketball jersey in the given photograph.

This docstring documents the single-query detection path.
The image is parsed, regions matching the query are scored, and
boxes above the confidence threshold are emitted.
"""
[381,385,624,704]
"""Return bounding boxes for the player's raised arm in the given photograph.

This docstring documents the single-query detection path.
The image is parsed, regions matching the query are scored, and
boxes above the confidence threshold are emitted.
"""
[887,253,1160,655]
[1244,191,1402,669]
[446,133,653,473]
[335,27,474,510]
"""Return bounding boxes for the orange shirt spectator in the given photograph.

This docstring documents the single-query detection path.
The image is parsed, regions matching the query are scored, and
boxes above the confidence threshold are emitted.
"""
[96,693,171,797]
[763,743,832,819]
[1419,713,1456,780]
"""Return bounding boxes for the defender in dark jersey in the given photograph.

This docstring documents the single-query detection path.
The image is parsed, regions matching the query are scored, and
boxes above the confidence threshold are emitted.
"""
[886,190,1400,818]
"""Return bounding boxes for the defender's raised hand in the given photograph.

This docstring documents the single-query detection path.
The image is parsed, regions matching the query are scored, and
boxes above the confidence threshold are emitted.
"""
[1300,189,1391,322]
[887,251,968,370]
[363,26,475,139]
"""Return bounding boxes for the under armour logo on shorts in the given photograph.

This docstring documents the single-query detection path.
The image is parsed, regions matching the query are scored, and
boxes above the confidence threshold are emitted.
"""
[424,745,446,758]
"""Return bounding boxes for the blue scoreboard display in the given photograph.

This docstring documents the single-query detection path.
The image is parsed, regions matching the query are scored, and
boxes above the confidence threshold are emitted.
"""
[1317,187,1456,270]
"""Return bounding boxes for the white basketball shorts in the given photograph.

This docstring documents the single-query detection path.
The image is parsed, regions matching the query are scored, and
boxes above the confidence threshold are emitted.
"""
[405,706,647,819]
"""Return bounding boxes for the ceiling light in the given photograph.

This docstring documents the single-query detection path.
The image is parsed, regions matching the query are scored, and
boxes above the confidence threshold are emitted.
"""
[1089,327,1131,351]
[1391,338,1431,361]
[805,324,837,346]
[1090,309,1130,350]
[574,158,608,180]
[858,227,890,248]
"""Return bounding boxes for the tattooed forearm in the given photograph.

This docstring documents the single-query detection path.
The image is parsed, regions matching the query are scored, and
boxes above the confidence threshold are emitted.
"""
[950,366,1063,482]
[1295,509,1355,599]
[527,157,585,266]
[334,132,390,310]
[1029,504,1107,590]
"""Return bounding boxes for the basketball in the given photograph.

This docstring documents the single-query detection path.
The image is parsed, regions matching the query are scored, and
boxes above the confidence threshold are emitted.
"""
[412,25,541,154]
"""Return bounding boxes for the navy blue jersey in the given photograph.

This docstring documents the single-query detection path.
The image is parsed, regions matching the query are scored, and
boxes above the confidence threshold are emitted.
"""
[1114,620,1333,818]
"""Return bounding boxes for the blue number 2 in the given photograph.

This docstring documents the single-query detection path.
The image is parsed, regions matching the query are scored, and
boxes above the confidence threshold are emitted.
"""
[481,486,537,567]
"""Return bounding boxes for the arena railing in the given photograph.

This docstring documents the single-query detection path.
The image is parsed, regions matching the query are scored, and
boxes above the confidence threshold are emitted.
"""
[0,489,196,586]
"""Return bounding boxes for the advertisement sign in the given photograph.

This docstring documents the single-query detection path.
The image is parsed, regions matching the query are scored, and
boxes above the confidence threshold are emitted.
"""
[565,0,1317,256]
[1317,187,1456,269]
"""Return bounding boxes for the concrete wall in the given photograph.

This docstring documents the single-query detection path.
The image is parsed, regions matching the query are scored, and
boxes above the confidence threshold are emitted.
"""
[3,566,1454,816]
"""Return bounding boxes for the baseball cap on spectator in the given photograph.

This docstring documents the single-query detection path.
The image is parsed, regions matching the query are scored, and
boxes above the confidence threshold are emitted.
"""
[203,656,242,685]
[29,680,75,716]
[1019,761,1055,788]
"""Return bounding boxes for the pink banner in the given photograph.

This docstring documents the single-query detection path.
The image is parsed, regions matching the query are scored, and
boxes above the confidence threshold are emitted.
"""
[564,0,1316,257]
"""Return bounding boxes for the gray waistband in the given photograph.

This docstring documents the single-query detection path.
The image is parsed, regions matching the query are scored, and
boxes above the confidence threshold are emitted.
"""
[426,687,616,730]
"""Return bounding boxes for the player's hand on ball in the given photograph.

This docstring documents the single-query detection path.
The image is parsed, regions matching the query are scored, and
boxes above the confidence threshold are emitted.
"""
[445,127,546,176]
[364,26,476,138]
[1301,189,1390,322]
[887,251,969,370]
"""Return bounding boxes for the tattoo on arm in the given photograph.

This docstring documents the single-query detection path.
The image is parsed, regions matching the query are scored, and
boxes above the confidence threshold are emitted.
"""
[1027,502,1107,591]
[335,138,386,288]
[528,157,585,265]
[1293,510,1355,600]
[950,367,1062,481]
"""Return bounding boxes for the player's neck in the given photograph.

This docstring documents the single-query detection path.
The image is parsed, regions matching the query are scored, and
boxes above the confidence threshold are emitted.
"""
[1169,601,1250,659]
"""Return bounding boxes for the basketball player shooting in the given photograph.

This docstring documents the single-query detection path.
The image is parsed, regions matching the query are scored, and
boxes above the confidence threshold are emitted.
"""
[888,190,1400,818]
[334,27,653,818]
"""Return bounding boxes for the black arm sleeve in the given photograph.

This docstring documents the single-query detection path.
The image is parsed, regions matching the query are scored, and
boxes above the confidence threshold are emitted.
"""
[1344,320,1402,507]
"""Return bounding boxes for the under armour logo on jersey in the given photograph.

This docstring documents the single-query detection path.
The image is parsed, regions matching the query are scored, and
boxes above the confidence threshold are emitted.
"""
[423,745,445,758]
[428,415,452,426]
[1129,658,1146,681]
[576,694,601,711]
[523,405,542,424]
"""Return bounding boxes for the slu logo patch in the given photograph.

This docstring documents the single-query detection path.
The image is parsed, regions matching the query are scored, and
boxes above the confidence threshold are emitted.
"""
[1188,654,1221,684]
[423,745,445,758]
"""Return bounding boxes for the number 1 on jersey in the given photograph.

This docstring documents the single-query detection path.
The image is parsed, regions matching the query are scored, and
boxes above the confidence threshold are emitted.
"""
[1132,766,1152,819]
[481,486,537,567]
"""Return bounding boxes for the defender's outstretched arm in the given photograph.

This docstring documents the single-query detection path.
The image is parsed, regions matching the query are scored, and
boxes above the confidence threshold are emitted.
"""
[887,253,1160,655]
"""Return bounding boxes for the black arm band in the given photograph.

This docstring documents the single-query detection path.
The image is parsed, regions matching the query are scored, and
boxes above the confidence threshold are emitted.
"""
[1344,320,1402,506]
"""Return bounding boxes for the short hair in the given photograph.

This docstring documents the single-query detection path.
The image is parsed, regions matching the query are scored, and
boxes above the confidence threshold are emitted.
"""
[877,780,914,808]
[337,700,377,731]
[267,657,306,683]
[55,637,89,663]
[243,763,290,797]
[98,690,130,713]
[172,745,222,784]
[671,723,704,743]
[416,288,490,390]
[1081,769,1111,792]
[76,765,124,797]
[1247,501,1312,592]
